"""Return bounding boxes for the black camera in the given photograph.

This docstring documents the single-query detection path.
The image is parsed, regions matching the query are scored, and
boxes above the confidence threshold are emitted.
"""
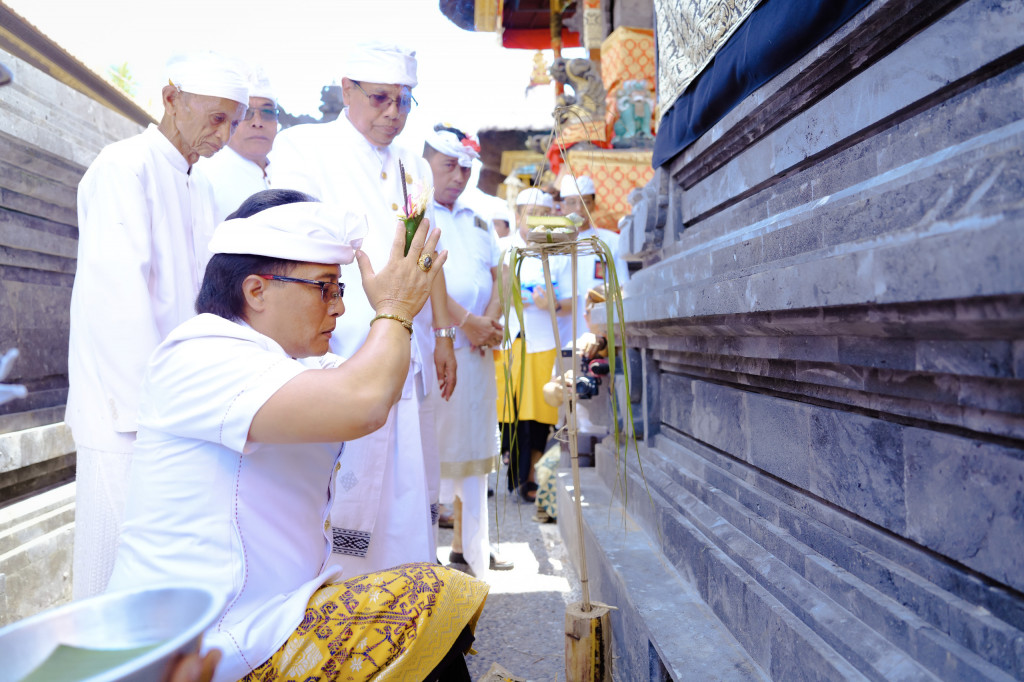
[563,349,609,400]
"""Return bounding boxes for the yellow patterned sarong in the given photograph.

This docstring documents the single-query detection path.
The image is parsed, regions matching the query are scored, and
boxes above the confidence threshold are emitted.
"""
[494,341,559,425]
[242,563,488,681]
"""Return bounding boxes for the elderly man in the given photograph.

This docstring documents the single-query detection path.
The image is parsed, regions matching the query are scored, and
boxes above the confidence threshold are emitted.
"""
[270,42,456,574]
[193,67,278,223]
[422,124,512,576]
[68,52,248,599]
[107,192,487,682]
[496,187,573,501]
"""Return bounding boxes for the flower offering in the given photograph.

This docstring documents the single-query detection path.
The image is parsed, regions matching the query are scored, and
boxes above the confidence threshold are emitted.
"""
[397,160,433,255]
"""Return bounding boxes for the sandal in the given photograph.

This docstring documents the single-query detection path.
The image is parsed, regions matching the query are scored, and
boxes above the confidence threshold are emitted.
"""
[532,509,555,524]
[517,482,538,504]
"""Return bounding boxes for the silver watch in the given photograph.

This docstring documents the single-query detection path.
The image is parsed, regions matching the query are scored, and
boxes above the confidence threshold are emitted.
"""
[433,327,456,339]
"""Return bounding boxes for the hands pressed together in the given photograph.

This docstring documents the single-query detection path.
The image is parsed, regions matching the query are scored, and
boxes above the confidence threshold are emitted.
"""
[461,312,503,354]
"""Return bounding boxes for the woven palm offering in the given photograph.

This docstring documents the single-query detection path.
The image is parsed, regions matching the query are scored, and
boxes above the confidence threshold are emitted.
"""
[525,214,583,243]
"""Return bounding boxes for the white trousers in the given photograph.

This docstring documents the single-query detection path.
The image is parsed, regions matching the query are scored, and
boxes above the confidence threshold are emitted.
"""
[440,474,490,578]
[72,444,134,599]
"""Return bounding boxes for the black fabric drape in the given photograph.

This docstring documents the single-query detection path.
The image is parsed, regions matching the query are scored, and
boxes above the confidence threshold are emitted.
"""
[653,0,873,168]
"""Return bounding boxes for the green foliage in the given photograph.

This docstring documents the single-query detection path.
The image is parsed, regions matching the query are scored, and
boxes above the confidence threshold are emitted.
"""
[107,61,137,98]
[499,234,646,519]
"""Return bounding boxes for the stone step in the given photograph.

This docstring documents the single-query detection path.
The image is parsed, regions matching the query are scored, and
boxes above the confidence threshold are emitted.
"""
[619,460,941,681]
[558,467,772,681]
[0,497,75,556]
[646,435,1024,680]
[0,505,74,627]
[0,482,75,535]
[610,437,1022,680]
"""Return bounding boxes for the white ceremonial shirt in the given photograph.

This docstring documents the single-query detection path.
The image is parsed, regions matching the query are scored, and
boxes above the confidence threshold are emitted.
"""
[192,146,270,224]
[67,124,217,451]
[269,110,438,573]
[433,198,501,350]
[504,232,573,354]
[108,314,344,682]
[430,200,500,578]
[564,226,628,345]
[270,112,438,390]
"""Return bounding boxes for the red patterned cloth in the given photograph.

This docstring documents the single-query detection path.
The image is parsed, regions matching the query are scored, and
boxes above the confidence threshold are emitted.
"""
[562,149,655,232]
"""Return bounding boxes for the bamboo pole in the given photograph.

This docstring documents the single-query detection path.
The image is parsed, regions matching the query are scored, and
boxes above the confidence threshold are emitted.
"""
[539,247,590,608]
[538,241,613,681]
[565,600,613,682]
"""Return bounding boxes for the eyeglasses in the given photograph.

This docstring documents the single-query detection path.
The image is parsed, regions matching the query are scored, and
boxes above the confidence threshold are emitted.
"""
[351,80,417,114]
[258,275,344,303]
[243,106,279,122]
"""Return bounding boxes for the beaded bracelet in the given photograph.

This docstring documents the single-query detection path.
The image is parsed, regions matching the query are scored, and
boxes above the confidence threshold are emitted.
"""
[458,310,472,327]
[370,313,413,335]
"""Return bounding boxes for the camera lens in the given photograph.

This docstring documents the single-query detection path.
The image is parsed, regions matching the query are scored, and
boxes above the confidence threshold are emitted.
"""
[575,375,600,399]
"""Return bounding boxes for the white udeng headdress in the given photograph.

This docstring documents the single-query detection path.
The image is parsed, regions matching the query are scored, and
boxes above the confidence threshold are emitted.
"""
[247,65,276,104]
[166,52,249,105]
[492,203,515,225]
[209,202,367,265]
[559,174,596,198]
[516,187,554,209]
[425,127,480,168]
[344,41,418,88]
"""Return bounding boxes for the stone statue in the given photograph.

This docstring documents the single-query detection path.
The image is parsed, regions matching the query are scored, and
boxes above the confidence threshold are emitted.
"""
[548,57,606,127]
[278,84,345,129]
[613,80,655,146]
[525,134,551,155]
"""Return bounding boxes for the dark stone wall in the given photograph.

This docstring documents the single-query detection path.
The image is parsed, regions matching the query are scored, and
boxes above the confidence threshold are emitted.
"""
[0,131,80,435]
[565,1,1024,679]
[0,46,142,505]
[0,48,141,438]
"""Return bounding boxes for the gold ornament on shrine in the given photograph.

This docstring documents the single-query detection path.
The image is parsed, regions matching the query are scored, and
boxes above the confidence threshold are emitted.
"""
[529,50,551,87]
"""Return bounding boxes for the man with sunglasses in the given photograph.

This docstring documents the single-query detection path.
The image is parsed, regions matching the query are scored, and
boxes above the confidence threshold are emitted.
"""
[271,41,457,576]
[194,67,279,223]
[67,51,249,600]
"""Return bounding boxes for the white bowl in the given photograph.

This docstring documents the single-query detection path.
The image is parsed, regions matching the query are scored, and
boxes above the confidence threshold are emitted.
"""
[0,585,224,682]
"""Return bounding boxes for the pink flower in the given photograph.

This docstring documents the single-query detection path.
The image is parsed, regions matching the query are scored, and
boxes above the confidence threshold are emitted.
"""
[397,180,433,220]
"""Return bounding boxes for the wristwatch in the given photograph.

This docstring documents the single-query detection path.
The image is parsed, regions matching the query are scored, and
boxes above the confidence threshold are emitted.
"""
[433,327,456,339]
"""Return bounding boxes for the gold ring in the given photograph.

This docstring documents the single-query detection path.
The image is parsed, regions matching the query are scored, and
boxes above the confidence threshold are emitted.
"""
[417,253,433,272]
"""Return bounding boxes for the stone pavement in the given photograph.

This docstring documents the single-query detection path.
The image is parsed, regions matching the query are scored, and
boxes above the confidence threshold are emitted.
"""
[437,471,583,682]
